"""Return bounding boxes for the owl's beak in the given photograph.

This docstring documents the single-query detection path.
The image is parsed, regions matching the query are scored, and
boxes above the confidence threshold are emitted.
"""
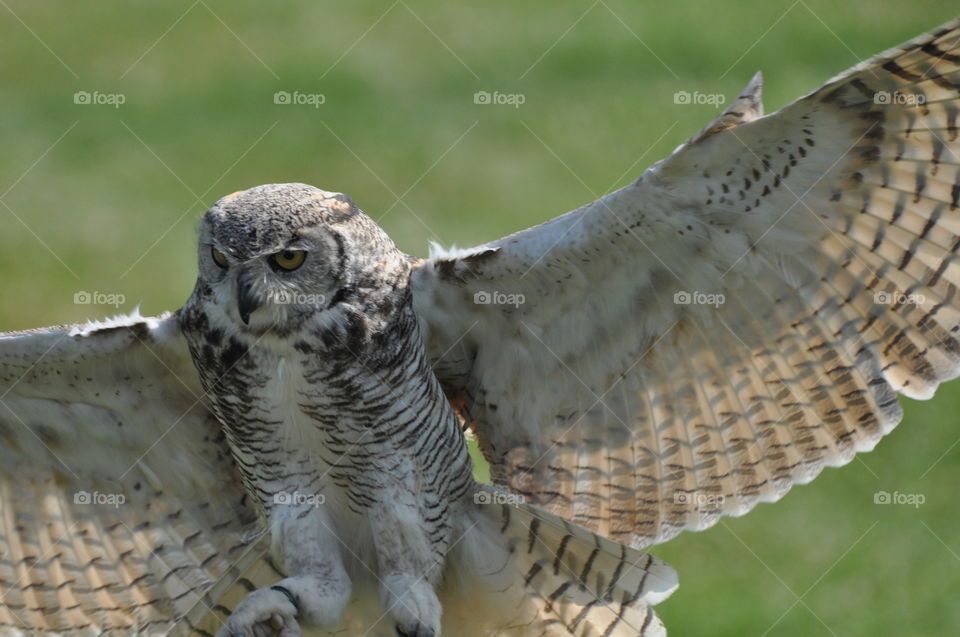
[236,274,262,325]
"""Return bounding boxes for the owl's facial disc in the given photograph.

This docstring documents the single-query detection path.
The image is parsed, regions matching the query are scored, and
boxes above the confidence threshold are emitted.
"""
[194,184,356,332]
[206,238,317,325]
[204,234,340,331]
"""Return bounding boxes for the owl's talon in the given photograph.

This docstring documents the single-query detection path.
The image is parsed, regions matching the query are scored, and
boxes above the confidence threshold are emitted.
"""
[395,622,435,637]
[381,573,440,637]
[215,587,299,637]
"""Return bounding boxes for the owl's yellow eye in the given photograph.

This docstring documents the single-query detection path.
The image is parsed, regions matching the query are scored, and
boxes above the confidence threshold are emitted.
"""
[270,249,306,271]
[211,247,229,268]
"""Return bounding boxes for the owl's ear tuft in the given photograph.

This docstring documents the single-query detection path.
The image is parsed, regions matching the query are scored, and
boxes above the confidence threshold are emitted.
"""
[689,70,764,143]
[311,191,359,224]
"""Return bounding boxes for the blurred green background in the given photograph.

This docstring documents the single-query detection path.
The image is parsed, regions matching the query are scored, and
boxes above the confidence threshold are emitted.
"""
[1,1,958,634]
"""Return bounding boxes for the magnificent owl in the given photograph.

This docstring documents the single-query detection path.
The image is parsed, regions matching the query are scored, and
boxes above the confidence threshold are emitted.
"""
[1,16,959,637]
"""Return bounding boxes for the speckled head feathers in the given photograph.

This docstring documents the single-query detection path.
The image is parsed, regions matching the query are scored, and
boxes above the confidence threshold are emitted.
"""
[203,183,360,260]
[187,182,412,334]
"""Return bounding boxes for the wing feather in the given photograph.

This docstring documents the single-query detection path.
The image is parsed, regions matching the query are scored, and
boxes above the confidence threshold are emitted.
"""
[412,17,960,548]
[0,311,262,635]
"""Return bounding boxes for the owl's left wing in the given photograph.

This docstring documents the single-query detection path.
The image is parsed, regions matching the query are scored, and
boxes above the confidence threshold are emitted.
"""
[0,311,268,636]
[411,17,960,549]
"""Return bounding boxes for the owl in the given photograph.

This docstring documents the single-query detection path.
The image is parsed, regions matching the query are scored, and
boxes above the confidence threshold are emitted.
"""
[1,15,960,637]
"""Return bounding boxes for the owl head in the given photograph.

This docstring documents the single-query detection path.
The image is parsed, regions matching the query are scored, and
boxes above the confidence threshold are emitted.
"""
[192,183,409,334]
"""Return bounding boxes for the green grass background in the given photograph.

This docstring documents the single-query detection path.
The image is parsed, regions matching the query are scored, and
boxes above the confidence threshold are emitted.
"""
[0,1,958,634]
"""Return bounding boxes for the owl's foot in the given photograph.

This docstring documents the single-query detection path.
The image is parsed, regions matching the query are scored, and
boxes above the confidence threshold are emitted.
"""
[381,573,441,637]
[217,572,351,637]
[215,587,300,637]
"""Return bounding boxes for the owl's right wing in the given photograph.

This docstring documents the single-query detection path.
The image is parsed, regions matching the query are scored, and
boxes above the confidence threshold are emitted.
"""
[412,17,960,550]
[0,311,268,636]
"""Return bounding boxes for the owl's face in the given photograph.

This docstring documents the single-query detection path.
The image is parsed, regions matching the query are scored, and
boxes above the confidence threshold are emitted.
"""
[192,183,384,334]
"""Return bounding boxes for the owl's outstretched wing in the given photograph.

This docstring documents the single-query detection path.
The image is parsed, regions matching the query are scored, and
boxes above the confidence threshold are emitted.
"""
[0,311,265,635]
[412,17,960,549]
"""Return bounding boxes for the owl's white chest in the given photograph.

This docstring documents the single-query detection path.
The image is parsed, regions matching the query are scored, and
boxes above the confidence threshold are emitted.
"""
[240,347,380,571]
